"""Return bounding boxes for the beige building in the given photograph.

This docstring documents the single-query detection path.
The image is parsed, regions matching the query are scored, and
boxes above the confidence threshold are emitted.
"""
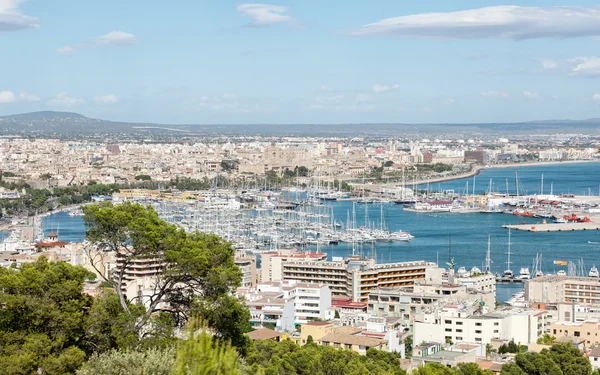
[235,250,257,288]
[260,250,327,282]
[298,321,388,354]
[549,320,600,347]
[526,275,600,305]
[283,258,440,301]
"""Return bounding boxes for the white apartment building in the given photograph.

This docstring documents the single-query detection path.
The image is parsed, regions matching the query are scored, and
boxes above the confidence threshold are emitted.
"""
[414,305,548,346]
[239,280,332,332]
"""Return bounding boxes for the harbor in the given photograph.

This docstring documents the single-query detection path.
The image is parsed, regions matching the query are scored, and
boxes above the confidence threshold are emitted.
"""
[502,222,600,232]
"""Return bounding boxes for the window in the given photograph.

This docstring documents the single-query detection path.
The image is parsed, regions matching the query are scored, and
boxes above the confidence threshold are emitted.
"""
[456,337,463,341]
[445,320,452,324]
[475,322,482,327]
[456,329,463,333]
[575,331,581,337]
[494,322,499,326]
[475,330,482,334]
[553,329,557,335]
[494,330,499,334]
[456,321,463,325]
[445,328,452,332]
[475,338,482,342]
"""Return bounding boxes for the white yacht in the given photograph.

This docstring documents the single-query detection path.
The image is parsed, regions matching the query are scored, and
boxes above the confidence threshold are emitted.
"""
[470,266,482,275]
[557,270,567,276]
[503,269,514,278]
[535,270,544,278]
[590,265,599,278]
[518,268,531,280]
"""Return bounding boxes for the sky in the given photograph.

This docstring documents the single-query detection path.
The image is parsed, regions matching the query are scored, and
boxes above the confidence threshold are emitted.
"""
[2,1,600,124]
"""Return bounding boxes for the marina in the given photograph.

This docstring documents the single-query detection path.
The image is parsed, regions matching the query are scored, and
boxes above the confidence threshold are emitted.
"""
[502,222,600,232]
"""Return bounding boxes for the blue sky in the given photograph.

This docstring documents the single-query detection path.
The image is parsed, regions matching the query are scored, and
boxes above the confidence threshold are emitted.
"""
[1,1,600,124]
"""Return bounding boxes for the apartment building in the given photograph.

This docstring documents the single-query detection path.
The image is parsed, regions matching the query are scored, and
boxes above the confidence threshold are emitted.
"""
[367,282,496,325]
[239,280,332,332]
[282,257,440,302]
[549,320,600,347]
[235,250,257,288]
[414,304,548,346]
[526,275,600,305]
[260,250,327,282]
[298,321,388,354]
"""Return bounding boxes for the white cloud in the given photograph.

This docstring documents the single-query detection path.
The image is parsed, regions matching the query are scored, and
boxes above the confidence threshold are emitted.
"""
[237,4,294,26]
[92,31,138,46]
[316,85,334,92]
[0,90,39,103]
[18,91,39,102]
[0,0,38,32]
[593,94,600,102]
[93,94,118,104]
[569,57,600,76]
[443,98,455,105]
[47,92,85,107]
[0,90,16,103]
[56,46,76,55]
[315,94,344,104]
[346,6,600,40]
[58,30,138,55]
[522,91,540,99]
[372,84,399,93]
[355,93,373,103]
[480,91,509,98]
[541,59,558,70]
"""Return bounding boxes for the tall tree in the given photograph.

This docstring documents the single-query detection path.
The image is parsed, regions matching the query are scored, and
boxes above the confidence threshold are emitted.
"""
[82,202,249,350]
[0,257,95,374]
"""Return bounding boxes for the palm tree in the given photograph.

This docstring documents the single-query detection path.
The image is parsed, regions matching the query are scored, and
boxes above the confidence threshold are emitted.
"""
[486,343,496,359]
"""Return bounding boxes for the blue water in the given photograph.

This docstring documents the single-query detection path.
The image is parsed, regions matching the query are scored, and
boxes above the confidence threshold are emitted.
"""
[41,212,87,243]
[420,162,600,196]
[41,162,600,301]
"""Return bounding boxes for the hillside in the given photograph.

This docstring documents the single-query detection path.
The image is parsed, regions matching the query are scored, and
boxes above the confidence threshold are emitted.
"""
[1,111,600,137]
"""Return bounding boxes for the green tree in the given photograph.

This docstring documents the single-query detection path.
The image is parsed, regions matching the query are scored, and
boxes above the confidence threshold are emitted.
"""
[384,160,394,167]
[134,174,152,181]
[404,335,413,359]
[0,257,95,374]
[486,343,496,359]
[501,343,591,375]
[536,334,556,345]
[172,320,244,375]
[82,203,249,352]
[334,310,340,319]
[77,348,175,375]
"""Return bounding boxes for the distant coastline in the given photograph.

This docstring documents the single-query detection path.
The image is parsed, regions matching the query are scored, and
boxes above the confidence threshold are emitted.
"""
[360,159,600,189]
[415,159,600,186]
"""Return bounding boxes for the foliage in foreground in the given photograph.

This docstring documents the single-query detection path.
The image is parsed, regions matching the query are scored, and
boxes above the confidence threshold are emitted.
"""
[245,339,405,375]
[76,348,175,375]
[500,343,592,375]
[0,258,95,374]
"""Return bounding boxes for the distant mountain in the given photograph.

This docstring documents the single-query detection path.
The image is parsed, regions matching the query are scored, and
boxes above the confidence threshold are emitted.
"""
[0,111,599,137]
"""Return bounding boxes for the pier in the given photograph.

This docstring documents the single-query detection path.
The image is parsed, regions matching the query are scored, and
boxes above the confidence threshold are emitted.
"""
[502,222,600,232]
[495,277,524,284]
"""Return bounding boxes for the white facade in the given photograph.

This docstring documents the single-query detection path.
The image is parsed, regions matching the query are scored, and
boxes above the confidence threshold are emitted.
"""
[414,306,548,346]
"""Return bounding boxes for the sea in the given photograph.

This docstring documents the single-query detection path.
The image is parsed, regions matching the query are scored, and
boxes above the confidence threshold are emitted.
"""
[38,162,600,302]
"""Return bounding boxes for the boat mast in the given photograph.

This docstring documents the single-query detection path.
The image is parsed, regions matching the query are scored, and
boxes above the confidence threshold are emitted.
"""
[507,229,512,273]
[485,235,491,273]
[541,174,544,195]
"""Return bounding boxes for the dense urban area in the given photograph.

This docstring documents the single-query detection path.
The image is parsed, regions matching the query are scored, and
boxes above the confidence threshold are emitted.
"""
[0,115,599,374]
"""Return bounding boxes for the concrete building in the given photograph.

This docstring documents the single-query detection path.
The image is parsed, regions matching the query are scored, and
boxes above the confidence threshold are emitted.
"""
[235,250,257,288]
[549,320,600,347]
[414,305,548,346]
[590,346,600,370]
[282,257,440,302]
[239,280,332,332]
[298,321,388,354]
[526,275,600,305]
[260,250,327,282]
[367,282,496,326]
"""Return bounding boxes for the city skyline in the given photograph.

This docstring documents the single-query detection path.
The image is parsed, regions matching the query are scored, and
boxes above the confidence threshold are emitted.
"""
[2,1,600,124]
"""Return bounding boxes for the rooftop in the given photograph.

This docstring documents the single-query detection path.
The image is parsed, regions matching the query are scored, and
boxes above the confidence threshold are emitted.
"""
[247,328,284,341]
[320,333,387,347]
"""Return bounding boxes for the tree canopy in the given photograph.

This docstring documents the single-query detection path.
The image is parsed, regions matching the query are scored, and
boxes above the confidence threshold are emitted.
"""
[82,202,250,352]
[500,343,592,375]
[0,258,95,374]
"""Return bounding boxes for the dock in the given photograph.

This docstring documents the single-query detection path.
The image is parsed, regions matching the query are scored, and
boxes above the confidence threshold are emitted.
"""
[495,277,524,284]
[502,222,600,232]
